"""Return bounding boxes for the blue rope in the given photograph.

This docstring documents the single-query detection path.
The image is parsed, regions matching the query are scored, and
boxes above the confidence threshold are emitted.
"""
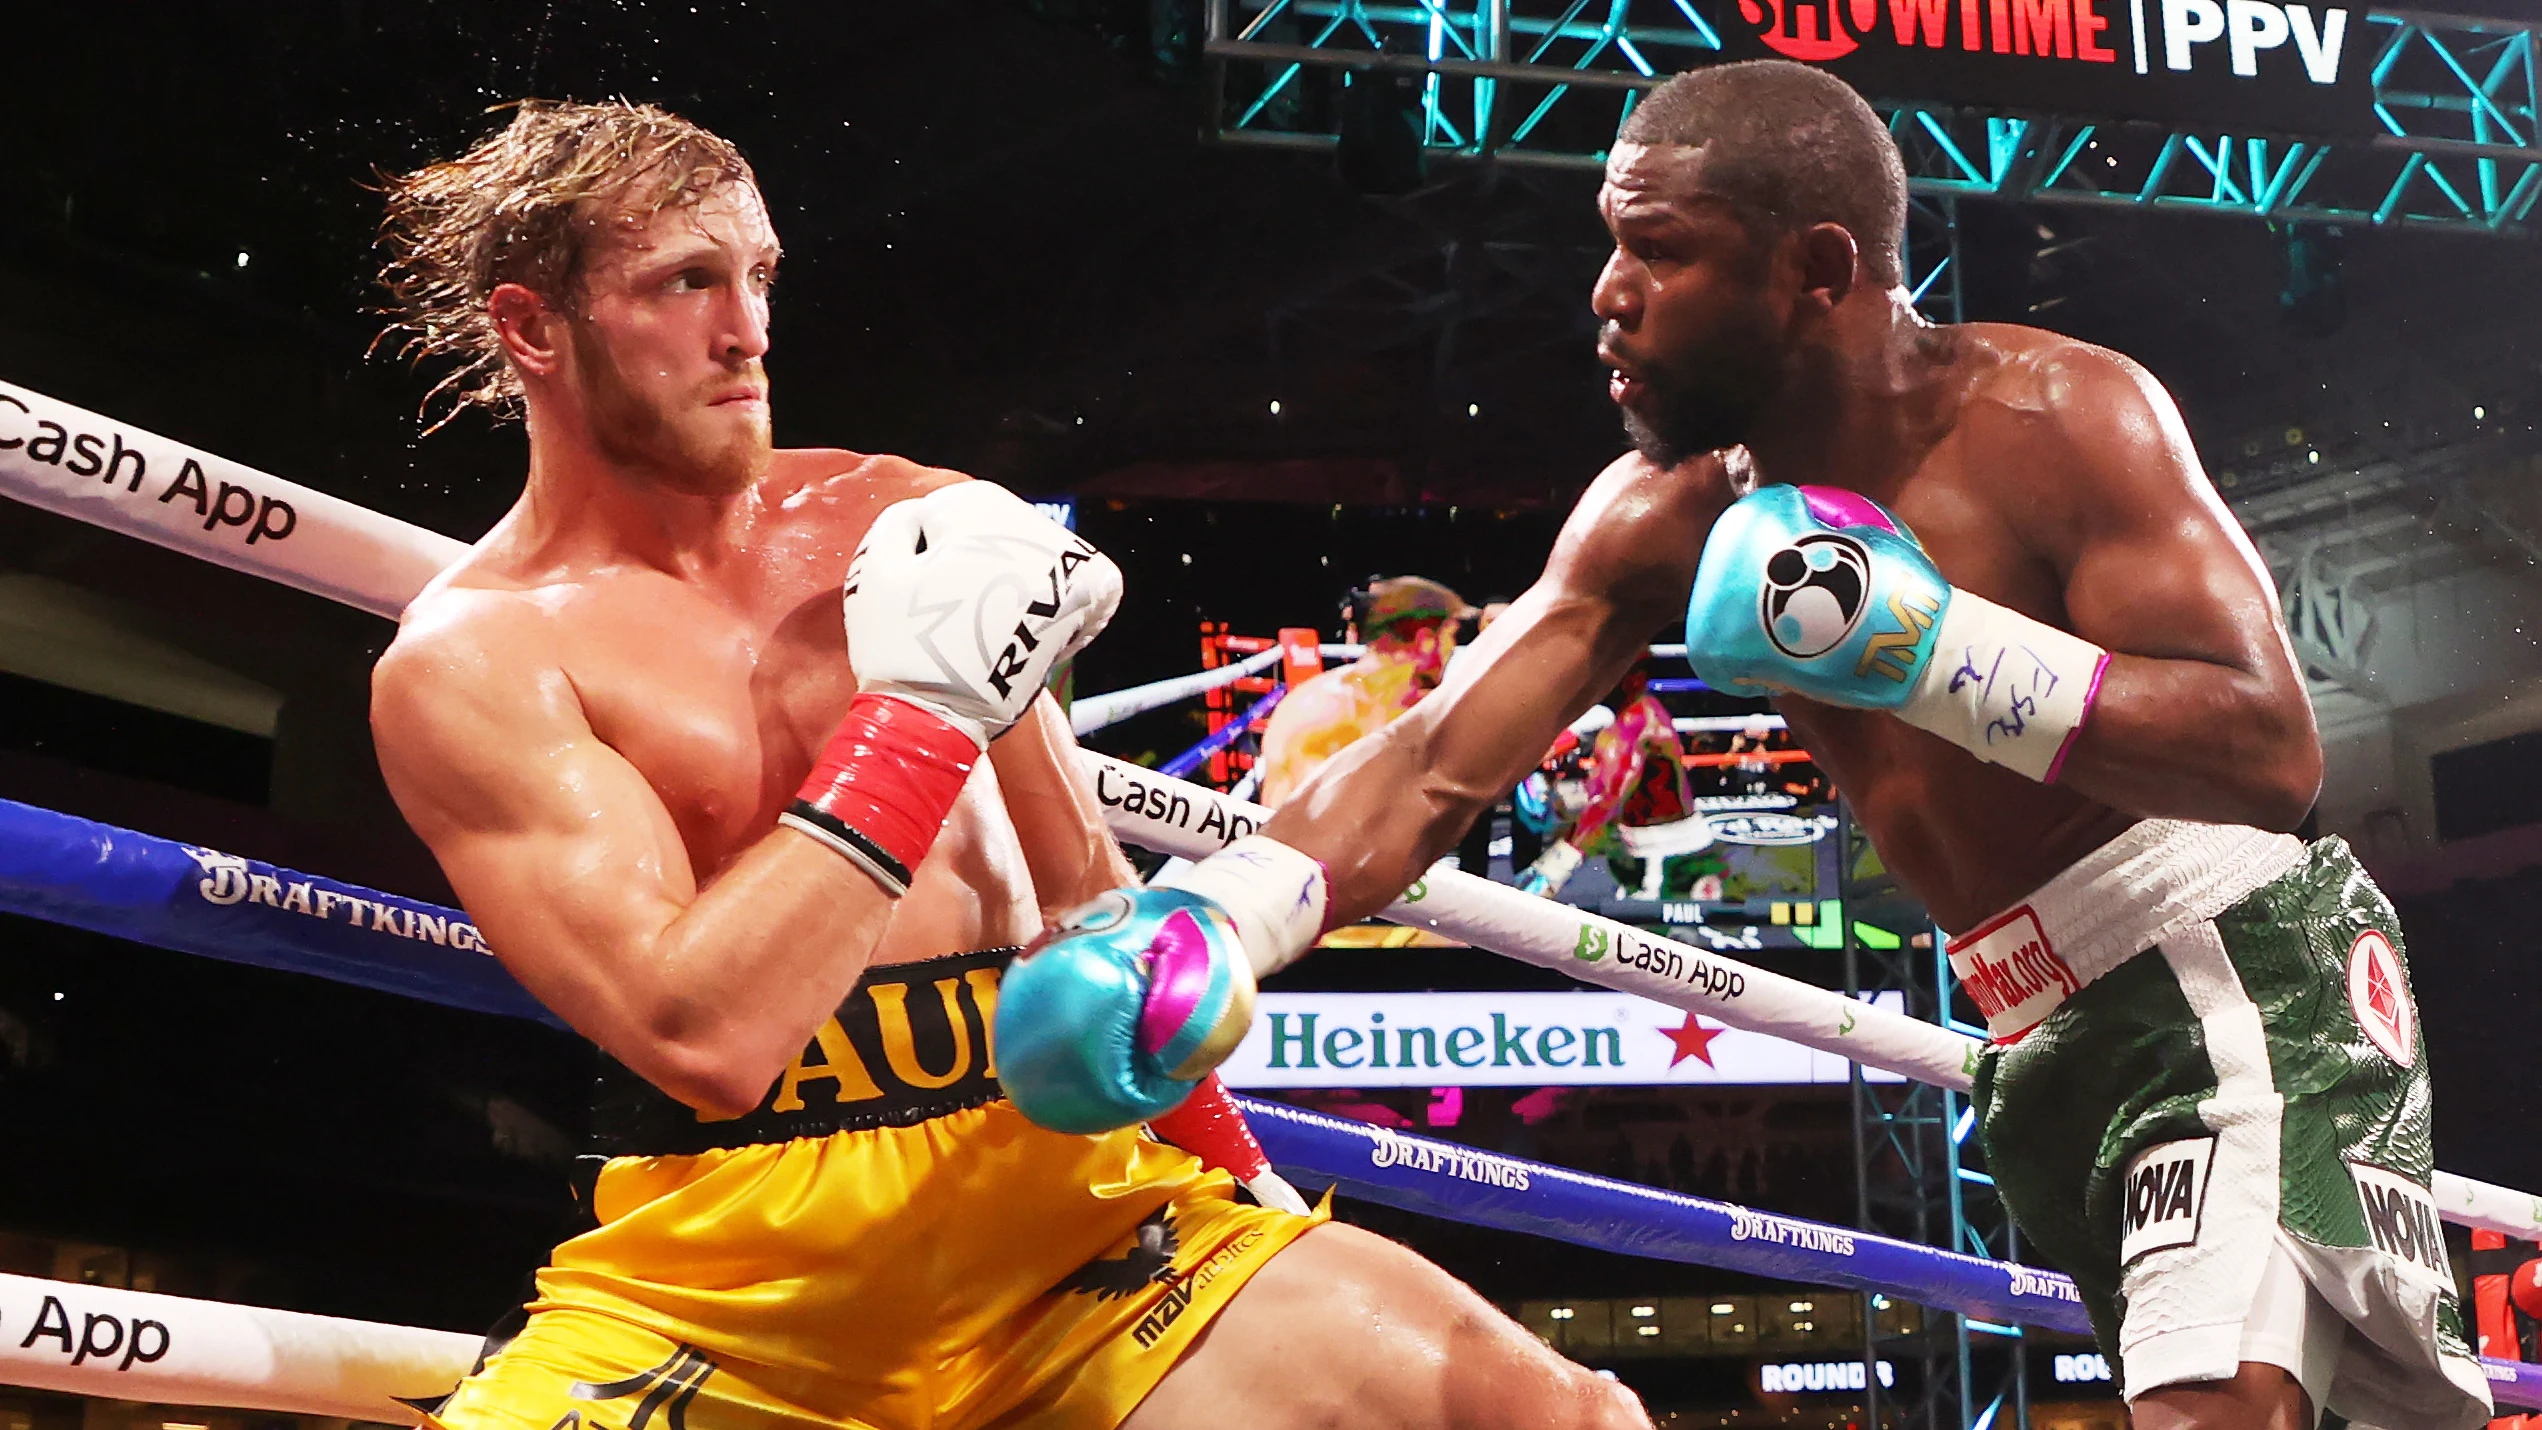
[1159,684,1286,780]
[0,797,557,1026]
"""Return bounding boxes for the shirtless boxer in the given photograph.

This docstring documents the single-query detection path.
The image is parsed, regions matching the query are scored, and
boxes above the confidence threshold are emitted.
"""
[365,100,1644,1430]
[1255,576,1472,805]
[997,63,2487,1430]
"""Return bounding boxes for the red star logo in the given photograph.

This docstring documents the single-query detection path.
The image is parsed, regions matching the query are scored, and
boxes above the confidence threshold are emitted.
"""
[1660,1015,1724,1068]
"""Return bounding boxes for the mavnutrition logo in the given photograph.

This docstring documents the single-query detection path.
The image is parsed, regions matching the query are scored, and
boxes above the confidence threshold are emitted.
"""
[2119,1137,2213,1265]
[1734,0,2350,83]
[1129,1226,1268,1348]
[1062,1207,1181,1301]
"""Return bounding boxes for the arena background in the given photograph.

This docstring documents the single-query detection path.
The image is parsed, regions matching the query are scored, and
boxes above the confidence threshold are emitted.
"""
[0,4,2537,1427]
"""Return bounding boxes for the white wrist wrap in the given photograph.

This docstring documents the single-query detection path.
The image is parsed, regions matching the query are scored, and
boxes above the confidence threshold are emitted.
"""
[1896,589,2110,783]
[1155,835,1329,979]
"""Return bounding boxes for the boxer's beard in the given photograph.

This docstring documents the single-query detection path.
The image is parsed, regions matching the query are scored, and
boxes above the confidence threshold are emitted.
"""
[574,322,771,495]
[1621,316,1784,468]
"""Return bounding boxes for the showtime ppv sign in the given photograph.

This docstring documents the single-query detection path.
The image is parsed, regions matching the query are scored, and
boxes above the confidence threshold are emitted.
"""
[1218,990,1906,1088]
[1714,0,2372,137]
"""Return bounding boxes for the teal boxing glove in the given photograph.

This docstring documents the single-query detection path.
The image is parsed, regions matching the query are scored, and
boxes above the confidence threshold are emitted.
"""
[995,835,1328,1135]
[1686,484,2110,783]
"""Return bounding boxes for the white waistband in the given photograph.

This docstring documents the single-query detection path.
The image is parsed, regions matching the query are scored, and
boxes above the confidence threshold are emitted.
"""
[1946,820,2308,1042]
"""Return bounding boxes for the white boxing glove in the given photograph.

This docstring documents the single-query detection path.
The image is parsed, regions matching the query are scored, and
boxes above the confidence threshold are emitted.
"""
[780,483,1120,895]
[843,481,1123,747]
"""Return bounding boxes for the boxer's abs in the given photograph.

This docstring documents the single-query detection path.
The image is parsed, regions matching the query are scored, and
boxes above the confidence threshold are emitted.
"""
[1779,697,2139,933]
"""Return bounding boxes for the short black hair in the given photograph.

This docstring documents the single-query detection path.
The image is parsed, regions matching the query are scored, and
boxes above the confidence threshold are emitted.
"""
[1617,60,1907,286]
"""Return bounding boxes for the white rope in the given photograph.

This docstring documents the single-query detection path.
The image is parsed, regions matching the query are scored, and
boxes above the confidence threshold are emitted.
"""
[1329,642,1691,663]
[1067,647,1282,734]
[0,1271,474,1418]
[0,373,2525,1237]
[1678,714,1788,733]
[0,380,468,620]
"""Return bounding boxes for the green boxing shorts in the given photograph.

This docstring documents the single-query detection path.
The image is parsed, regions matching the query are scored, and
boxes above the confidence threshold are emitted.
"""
[1957,820,2489,1429]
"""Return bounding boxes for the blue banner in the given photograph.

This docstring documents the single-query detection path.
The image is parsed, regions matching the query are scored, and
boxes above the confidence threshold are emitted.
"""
[0,798,557,1026]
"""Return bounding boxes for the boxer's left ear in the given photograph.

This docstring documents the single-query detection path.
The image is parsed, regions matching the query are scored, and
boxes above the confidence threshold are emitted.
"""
[1794,222,1859,318]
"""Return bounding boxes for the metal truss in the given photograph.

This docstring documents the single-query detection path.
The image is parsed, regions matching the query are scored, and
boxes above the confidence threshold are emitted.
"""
[1206,3,2542,235]
[1906,195,1966,325]
[1838,805,2031,1430]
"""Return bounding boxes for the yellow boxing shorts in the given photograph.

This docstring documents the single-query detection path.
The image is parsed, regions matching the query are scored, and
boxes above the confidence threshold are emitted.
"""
[425,948,1323,1430]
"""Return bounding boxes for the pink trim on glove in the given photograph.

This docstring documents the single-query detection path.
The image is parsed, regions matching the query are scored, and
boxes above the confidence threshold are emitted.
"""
[2041,651,2111,786]
[1137,909,1218,1056]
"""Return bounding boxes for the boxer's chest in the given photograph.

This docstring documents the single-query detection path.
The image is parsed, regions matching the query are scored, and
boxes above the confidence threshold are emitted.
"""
[571,561,861,874]
[1766,420,2128,927]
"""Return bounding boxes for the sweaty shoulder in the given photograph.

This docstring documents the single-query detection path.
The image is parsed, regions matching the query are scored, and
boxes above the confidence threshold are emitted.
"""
[1549,449,1737,616]
[375,581,572,735]
[771,448,970,507]
[1949,324,2216,557]
[1958,325,2184,457]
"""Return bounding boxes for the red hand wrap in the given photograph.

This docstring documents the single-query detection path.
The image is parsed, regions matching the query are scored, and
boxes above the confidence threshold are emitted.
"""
[1147,1073,1271,1183]
[782,693,978,893]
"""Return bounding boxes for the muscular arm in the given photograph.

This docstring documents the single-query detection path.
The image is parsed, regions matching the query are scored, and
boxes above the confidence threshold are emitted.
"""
[373,615,898,1119]
[1266,453,1731,921]
[2022,349,2320,827]
[990,691,1138,919]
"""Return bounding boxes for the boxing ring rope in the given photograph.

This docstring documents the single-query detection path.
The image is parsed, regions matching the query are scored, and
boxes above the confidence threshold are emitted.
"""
[4,377,2539,1412]
[1157,684,1285,780]
[0,380,467,619]
[1067,646,1283,735]
[0,1272,479,1420]
[5,373,2535,1238]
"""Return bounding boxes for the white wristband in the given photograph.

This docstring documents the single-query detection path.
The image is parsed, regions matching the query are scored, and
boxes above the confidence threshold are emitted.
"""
[1154,834,1330,979]
[1896,589,2109,783]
